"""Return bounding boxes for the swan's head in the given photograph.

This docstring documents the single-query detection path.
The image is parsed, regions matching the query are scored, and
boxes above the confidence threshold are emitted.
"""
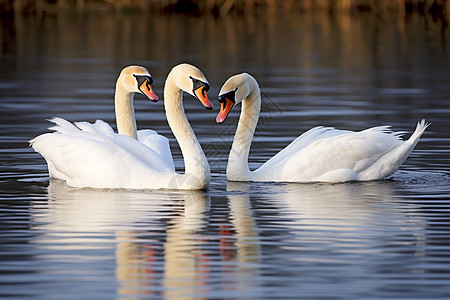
[216,73,256,124]
[119,66,159,102]
[169,63,213,110]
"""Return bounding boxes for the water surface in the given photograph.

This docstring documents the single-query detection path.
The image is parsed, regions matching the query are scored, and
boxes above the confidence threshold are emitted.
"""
[1,12,450,299]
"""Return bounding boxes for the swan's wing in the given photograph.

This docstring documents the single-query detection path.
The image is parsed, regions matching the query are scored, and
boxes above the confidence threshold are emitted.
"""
[30,118,175,188]
[257,126,351,172]
[49,117,115,136]
[138,129,175,172]
[51,118,175,172]
[255,126,404,182]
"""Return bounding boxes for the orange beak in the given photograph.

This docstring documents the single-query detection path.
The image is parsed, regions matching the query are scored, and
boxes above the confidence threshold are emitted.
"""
[216,97,234,124]
[139,80,159,102]
[194,86,214,110]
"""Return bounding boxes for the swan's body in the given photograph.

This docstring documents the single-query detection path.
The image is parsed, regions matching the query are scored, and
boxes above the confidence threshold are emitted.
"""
[216,73,429,183]
[31,64,213,190]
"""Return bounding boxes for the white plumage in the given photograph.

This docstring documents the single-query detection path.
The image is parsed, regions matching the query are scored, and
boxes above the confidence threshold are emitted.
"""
[31,117,175,188]
[31,64,213,190]
[216,73,429,183]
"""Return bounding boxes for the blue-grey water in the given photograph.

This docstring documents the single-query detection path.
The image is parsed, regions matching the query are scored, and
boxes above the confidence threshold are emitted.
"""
[1,12,450,299]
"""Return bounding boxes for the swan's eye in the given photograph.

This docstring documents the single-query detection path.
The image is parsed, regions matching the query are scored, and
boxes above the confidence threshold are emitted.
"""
[134,75,154,94]
[218,90,236,104]
[133,74,153,87]
[190,76,210,94]
[132,74,159,102]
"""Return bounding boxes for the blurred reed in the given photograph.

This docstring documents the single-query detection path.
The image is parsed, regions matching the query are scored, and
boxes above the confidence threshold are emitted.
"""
[1,0,449,18]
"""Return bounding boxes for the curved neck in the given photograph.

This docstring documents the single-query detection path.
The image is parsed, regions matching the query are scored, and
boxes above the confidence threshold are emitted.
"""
[164,74,210,188]
[227,87,261,180]
[115,82,138,139]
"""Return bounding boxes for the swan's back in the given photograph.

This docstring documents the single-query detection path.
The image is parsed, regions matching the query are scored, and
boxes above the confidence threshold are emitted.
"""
[30,118,175,189]
[217,72,429,183]
[253,120,429,183]
[256,126,352,173]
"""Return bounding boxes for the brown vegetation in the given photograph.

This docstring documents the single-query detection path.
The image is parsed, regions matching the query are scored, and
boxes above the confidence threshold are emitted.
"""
[1,0,449,18]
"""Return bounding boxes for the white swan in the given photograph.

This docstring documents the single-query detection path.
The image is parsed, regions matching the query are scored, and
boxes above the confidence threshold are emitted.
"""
[216,73,430,183]
[31,64,213,190]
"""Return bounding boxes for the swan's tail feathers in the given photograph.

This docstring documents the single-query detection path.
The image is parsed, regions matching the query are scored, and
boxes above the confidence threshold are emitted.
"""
[29,118,70,146]
[408,119,430,146]
[47,117,79,134]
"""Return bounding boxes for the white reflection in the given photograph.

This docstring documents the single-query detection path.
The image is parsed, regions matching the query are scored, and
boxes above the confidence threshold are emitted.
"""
[29,178,427,299]
[162,182,263,299]
[269,182,408,224]
[41,179,173,233]
[117,190,210,298]
[31,180,266,299]
[163,190,210,299]
[225,182,262,298]
[257,181,427,258]
[32,180,209,298]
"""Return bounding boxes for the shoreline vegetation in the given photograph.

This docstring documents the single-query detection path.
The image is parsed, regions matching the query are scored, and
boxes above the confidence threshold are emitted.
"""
[1,0,449,18]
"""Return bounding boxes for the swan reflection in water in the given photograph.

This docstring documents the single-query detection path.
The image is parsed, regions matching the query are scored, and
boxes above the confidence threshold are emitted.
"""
[31,178,426,298]
[164,181,263,299]
[35,180,262,298]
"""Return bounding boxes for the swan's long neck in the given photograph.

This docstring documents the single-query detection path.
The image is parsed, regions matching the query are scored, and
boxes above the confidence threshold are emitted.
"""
[115,83,138,139]
[164,75,210,189]
[227,86,261,180]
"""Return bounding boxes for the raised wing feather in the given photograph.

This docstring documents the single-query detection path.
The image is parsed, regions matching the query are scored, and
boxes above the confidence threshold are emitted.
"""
[30,118,175,188]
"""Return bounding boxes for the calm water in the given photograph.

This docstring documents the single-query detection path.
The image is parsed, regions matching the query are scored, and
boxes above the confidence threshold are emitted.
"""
[1,12,450,299]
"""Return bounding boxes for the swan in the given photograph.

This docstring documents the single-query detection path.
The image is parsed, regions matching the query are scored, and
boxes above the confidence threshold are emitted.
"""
[31,63,213,190]
[216,73,430,183]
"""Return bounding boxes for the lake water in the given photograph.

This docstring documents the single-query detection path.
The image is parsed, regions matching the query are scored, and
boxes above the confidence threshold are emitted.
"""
[1,11,450,299]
